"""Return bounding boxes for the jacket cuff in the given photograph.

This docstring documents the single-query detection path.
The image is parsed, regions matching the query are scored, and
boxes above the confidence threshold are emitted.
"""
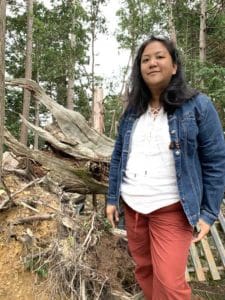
[107,196,118,206]
[200,209,218,225]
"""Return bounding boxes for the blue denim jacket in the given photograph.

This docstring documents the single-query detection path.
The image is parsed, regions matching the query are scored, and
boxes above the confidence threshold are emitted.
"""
[107,93,225,226]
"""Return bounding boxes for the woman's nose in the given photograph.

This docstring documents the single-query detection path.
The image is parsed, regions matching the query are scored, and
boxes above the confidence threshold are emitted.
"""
[148,58,157,67]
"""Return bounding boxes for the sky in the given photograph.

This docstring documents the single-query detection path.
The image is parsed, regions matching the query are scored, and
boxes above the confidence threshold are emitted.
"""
[94,2,129,80]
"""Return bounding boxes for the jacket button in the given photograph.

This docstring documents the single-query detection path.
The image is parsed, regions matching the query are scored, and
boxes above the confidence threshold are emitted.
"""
[171,130,176,134]
[175,150,180,156]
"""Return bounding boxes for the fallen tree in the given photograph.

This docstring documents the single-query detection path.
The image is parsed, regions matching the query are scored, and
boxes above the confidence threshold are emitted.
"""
[6,78,114,161]
[5,78,113,194]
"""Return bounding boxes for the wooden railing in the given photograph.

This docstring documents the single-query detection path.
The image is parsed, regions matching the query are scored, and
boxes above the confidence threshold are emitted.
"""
[186,200,225,281]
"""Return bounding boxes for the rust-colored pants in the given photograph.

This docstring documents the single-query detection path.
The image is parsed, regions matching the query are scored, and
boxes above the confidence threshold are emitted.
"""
[124,202,193,300]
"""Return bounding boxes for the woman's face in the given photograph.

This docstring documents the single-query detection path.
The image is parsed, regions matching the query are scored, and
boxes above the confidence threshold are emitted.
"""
[140,41,177,93]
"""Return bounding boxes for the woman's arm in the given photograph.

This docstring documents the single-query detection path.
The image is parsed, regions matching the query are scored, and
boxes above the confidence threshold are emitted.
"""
[106,114,126,227]
[197,97,225,226]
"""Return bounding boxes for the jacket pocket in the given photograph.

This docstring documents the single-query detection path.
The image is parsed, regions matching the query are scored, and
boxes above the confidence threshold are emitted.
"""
[180,116,199,156]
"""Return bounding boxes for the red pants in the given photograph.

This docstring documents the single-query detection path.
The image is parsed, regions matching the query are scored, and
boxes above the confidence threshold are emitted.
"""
[124,202,193,300]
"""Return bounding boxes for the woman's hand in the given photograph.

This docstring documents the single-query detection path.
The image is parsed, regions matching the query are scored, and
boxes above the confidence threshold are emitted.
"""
[192,218,211,243]
[106,204,119,228]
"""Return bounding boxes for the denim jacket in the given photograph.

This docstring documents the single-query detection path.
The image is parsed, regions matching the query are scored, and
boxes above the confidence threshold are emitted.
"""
[107,93,225,226]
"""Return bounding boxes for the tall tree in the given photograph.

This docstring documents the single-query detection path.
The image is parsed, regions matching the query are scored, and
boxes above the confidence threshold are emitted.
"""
[92,87,104,133]
[6,0,90,137]
[199,0,206,62]
[66,0,76,110]
[168,0,177,45]
[116,0,161,63]
[88,0,107,127]
[20,0,34,145]
[0,0,6,184]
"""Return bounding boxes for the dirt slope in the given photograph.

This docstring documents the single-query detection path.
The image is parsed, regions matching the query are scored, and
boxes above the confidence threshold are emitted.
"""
[0,174,225,300]
[0,175,58,299]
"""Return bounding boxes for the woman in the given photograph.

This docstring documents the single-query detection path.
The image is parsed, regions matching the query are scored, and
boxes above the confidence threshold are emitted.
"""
[106,36,225,300]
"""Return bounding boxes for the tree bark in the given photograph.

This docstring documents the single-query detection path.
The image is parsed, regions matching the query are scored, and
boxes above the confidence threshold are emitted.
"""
[5,78,113,194]
[90,0,105,127]
[0,0,6,185]
[4,128,108,194]
[168,0,177,45]
[13,214,55,225]
[199,0,207,63]
[66,0,76,110]
[6,78,114,161]
[90,0,98,126]
[34,100,40,150]
[92,87,104,134]
[20,0,34,145]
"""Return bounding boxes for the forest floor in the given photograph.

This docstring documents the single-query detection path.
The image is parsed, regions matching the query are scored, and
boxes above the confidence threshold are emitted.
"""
[0,173,225,300]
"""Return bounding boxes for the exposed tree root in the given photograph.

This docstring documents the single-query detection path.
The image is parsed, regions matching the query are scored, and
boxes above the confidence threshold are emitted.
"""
[22,210,140,300]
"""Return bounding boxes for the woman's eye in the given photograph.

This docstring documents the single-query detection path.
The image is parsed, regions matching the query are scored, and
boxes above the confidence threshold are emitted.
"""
[156,56,164,59]
[142,58,149,63]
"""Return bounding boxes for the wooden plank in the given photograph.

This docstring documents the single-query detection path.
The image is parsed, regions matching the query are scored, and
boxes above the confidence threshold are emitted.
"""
[200,236,221,280]
[210,224,225,268]
[218,211,225,233]
[189,243,206,281]
[187,266,224,272]
[185,268,191,282]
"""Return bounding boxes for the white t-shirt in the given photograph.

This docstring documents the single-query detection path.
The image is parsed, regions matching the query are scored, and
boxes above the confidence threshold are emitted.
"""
[120,108,180,214]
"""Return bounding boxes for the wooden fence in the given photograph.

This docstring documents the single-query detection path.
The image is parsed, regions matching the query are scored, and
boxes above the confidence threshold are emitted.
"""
[186,200,225,282]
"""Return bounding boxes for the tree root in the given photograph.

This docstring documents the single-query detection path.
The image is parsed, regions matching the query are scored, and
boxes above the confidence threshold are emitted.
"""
[12,213,55,225]
[23,211,139,300]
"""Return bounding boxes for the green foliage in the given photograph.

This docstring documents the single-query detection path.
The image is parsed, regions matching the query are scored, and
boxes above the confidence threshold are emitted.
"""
[116,0,162,54]
[6,0,92,136]
[25,258,48,278]
[104,94,123,138]
[206,5,225,67]
[5,0,225,135]
[5,89,23,138]
[6,11,26,78]
[75,85,91,120]
[173,1,199,55]
[32,0,90,105]
[174,1,225,128]
[101,214,112,232]
[186,60,225,127]
[195,63,225,100]
[35,266,48,278]
[87,0,108,37]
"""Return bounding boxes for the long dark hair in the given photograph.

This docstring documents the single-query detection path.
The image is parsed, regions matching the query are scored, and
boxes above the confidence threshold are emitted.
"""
[127,35,198,116]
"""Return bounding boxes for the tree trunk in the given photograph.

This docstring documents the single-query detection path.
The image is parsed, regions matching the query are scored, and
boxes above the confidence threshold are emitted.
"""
[199,0,206,63]
[92,87,104,134]
[66,0,76,110]
[0,0,6,185]
[6,78,114,162]
[90,0,104,127]
[66,64,75,110]
[5,78,113,193]
[34,101,39,150]
[168,0,177,45]
[4,128,108,195]
[34,71,40,150]
[20,0,34,145]
[91,1,97,126]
